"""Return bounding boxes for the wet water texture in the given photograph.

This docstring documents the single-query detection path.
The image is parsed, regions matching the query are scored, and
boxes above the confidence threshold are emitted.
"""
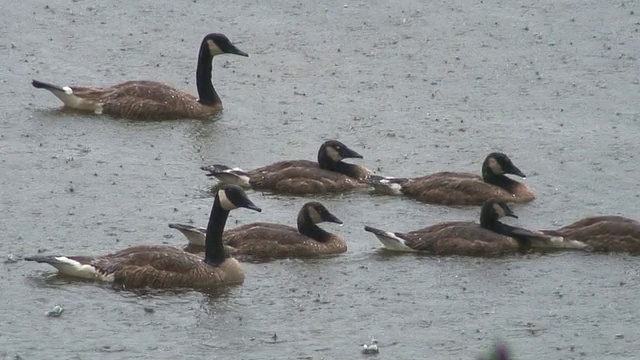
[1,0,639,359]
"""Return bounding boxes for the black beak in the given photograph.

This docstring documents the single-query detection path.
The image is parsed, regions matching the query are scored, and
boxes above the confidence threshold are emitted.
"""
[504,206,518,219]
[342,147,364,159]
[243,200,262,212]
[324,213,344,225]
[508,165,526,178]
[228,44,248,57]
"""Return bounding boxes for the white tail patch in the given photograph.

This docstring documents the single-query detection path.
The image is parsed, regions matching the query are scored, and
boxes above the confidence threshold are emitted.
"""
[369,176,404,196]
[50,257,114,282]
[549,236,589,249]
[45,86,104,113]
[172,226,207,246]
[379,179,403,196]
[213,170,251,188]
[372,231,417,252]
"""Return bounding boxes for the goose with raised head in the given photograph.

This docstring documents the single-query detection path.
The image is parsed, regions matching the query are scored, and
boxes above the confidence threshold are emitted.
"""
[31,33,248,120]
[201,140,373,194]
[369,152,534,205]
[171,202,346,258]
[539,215,640,252]
[364,200,577,256]
[25,185,261,290]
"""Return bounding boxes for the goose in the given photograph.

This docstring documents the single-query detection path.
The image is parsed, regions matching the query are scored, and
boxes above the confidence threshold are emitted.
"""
[477,341,512,360]
[25,185,261,290]
[201,140,373,194]
[363,200,578,256]
[171,202,346,258]
[540,215,640,252]
[31,33,248,120]
[369,152,534,205]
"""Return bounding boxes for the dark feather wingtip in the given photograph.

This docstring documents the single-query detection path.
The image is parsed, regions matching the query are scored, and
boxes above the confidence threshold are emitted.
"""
[24,255,56,263]
[32,80,63,91]
[201,164,231,174]
[364,225,382,234]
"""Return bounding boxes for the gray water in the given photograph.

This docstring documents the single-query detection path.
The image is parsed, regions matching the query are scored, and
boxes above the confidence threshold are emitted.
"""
[1,0,639,358]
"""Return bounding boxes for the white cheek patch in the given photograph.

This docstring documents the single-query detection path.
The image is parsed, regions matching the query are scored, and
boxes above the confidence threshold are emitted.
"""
[218,189,238,211]
[307,207,323,224]
[493,203,506,217]
[207,39,223,56]
[326,147,342,162]
[487,158,504,175]
[62,86,73,95]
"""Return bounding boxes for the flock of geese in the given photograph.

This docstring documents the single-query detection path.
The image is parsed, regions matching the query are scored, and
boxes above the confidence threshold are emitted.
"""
[26,33,640,292]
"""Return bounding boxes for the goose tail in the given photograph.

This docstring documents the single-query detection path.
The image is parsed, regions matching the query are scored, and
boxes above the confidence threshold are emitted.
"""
[538,230,590,250]
[32,79,103,114]
[201,164,251,187]
[364,226,416,252]
[32,80,68,92]
[24,255,114,281]
[367,175,407,195]
[168,223,207,246]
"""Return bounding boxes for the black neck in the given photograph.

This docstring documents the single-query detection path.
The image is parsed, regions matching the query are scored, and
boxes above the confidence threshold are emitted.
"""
[297,213,332,243]
[482,170,519,192]
[481,216,532,253]
[196,43,220,105]
[204,197,230,265]
[318,155,359,179]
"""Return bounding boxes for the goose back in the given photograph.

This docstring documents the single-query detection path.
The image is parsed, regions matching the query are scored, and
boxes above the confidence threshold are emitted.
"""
[542,216,640,252]
[224,223,347,258]
[401,172,534,205]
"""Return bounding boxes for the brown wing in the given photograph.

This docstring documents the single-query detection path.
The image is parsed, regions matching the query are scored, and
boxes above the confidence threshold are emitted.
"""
[108,81,198,102]
[224,223,346,257]
[74,81,218,120]
[249,160,319,174]
[401,222,521,256]
[350,164,374,181]
[249,166,368,194]
[421,171,479,180]
[402,175,523,205]
[551,216,640,252]
[91,245,208,288]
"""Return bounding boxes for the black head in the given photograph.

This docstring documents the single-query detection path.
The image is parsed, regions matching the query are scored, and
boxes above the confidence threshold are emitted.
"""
[319,140,364,163]
[477,341,512,360]
[482,152,526,178]
[480,199,517,228]
[303,202,343,225]
[217,185,261,212]
[203,33,248,57]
